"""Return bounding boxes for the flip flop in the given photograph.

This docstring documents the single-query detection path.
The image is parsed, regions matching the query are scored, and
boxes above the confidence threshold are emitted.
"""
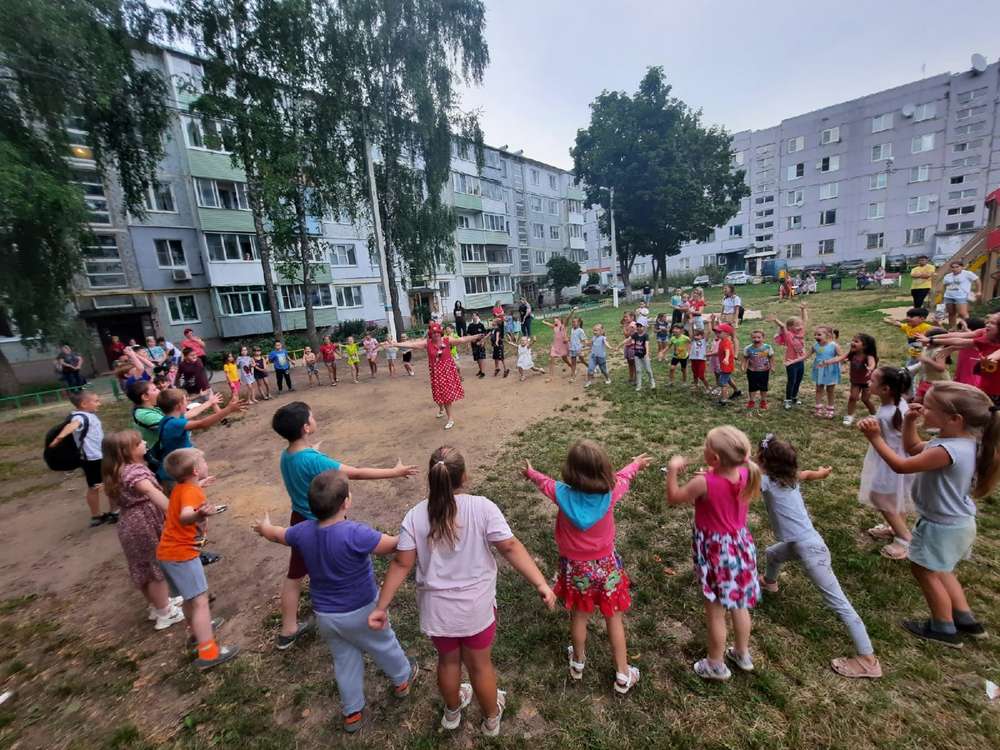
[867,523,894,540]
[879,541,909,560]
[831,656,883,679]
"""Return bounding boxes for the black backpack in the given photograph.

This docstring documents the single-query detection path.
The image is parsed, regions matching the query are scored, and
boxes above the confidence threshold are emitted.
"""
[43,413,89,471]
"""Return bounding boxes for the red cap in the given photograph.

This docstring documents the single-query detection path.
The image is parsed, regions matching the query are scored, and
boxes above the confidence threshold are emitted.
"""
[428,322,443,336]
[716,323,734,334]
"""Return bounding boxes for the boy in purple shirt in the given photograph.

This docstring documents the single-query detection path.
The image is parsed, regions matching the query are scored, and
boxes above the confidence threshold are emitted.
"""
[253,470,417,733]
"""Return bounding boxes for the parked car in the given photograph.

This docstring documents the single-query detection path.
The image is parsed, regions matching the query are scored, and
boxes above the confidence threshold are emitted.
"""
[885,254,908,272]
[692,274,711,286]
[801,263,829,278]
[582,284,602,296]
[931,251,951,266]
[724,270,751,285]
[838,258,867,274]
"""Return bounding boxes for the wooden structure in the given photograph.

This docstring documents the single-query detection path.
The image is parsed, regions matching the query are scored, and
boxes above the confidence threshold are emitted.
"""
[933,188,1000,302]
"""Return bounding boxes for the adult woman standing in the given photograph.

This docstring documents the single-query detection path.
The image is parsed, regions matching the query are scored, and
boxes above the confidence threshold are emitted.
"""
[453,301,467,337]
[519,297,533,337]
[909,255,936,309]
[392,322,487,430]
[938,260,980,329]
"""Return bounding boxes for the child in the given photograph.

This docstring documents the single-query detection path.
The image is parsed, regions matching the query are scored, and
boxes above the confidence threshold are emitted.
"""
[522,442,651,694]
[755,435,882,679]
[585,324,611,387]
[446,326,462,380]
[670,289,684,326]
[913,328,953,403]
[270,401,417,651]
[882,307,932,377]
[689,328,709,390]
[467,312,488,379]
[823,334,877,425]
[158,448,239,669]
[223,352,240,400]
[925,314,1000,407]
[721,285,742,327]
[543,308,576,382]
[253,470,417,733]
[490,318,510,377]
[514,336,545,381]
[655,312,671,361]
[951,318,984,388]
[236,346,257,404]
[688,287,706,332]
[669,324,691,385]
[368,447,556,736]
[503,312,514,336]
[399,333,415,376]
[742,329,774,409]
[48,390,115,527]
[621,312,637,385]
[154,388,242,485]
[384,340,399,376]
[768,303,808,410]
[319,335,339,386]
[859,382,996,646]
[343,336,361,383]
[707,327,721,394]
[268,341,295,393]
[101,430,184,630]
[857,367,915,560]
[302,346,321,387]
[679,292,691,329]
[666,426,761,680]
[252,347,271,400]
[568,317,586,382]
[715,322,736,405]
[809,326,841,419]
[362,332,379,378]
[627,318,655,391]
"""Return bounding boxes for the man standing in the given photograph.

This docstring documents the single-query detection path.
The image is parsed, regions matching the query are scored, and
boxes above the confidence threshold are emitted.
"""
[643,283,652,305]
[518,297,533,337]
[909,255,936,309]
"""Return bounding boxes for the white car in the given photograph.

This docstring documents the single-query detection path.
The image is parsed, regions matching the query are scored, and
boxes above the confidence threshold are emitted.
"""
[724,270,751,285]
[692,274,711,286]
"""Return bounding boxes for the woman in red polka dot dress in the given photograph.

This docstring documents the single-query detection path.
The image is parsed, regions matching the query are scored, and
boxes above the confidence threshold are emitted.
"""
[392,322,488,430]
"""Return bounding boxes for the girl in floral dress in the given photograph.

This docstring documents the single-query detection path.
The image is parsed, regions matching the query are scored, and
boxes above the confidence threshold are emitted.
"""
[392,322,487,430]
[523,441,652,694]
[101,430,184,630]
[541,307,577,382]
[666,426,762,681]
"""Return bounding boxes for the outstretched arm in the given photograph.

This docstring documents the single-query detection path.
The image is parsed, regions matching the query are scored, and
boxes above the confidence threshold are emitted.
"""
[665,456,707,506]
[798,466,832,482]
[391,338,427,350]
[252,511,288,545]
[340,459,418,480]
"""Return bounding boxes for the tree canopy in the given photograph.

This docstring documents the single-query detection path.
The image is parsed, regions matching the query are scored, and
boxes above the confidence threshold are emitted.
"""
[572,67,748,287]
[545,255,582,304]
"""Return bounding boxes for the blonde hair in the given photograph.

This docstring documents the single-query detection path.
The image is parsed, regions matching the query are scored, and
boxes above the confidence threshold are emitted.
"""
[924,382,1000,497]
[561,439,616,494]
[786,315,803,329]
[101,430,144,503]
[164,447,203,482]
[705,426,760,501]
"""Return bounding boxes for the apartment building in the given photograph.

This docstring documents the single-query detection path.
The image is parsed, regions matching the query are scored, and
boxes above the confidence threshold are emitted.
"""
[664,57,1000,275]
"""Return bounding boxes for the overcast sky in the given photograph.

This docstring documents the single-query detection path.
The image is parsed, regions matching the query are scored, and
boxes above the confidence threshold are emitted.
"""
[458,0,1000,171]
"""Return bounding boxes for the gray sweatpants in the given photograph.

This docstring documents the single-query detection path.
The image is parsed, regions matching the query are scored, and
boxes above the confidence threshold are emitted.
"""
[765,538,874,655]
[635,354,655,388]
[316,599,412,715]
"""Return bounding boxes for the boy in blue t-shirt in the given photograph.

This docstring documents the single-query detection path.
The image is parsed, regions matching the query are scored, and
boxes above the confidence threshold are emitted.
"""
[253,470,416,733]
[268,341,295,393]
[270,402,417,651]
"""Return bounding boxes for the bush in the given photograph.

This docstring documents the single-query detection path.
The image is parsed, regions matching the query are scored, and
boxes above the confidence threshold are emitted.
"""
[586,272,600,286]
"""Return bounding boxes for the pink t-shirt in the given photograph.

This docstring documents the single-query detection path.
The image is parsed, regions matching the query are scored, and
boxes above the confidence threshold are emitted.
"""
[774,329,805,365]
[397,494,513,637]
[525,461,642,561]
[695,467,750,535]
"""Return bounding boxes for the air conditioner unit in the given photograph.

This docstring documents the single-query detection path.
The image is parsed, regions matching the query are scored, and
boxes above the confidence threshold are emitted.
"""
[171,268,192,281]
[928,195,938,203]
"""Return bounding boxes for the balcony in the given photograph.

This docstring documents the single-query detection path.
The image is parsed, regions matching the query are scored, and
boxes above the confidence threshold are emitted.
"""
[567,185,586,201]
[568,211,584,224]
[456,227,509,246]
[569,236,586,250]
[198,208,255,233]
[452,192,483,211]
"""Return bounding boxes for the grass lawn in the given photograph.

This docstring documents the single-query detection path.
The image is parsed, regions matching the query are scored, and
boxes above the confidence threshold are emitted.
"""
[3,281,998,749]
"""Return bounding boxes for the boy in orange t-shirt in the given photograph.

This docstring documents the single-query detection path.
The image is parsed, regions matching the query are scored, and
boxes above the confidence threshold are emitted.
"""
[157,448,239,670]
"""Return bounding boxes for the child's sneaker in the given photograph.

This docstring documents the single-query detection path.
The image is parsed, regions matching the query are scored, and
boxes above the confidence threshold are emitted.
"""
[394,661,419,697]
[148,596,183,621]
[276,618,314,650]
[901,619,962,648]
[759,400,768,410]
[441,683,473,730]
[153,605,185,631]
[783,399,793,410]
[724,647,754,672]
[842,414,855,426]
[746,400,755,409]
[480,689,506,737]
[195,643,241,670]
[954,618,988,640]
[604,378,612,385]
[613,665,640,695]
[693,658,731,681]
[584,381,592,389]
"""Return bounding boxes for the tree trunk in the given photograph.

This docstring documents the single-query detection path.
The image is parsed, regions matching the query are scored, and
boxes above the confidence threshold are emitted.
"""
[293,184,318,348]
[0,349,19,396]
[244,158,283,341]
[618,252,631,291]
[384,247,405,335]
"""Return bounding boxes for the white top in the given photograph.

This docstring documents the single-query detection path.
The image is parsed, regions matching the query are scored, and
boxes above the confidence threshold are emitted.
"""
[942,270,978,298]
[689,338,707,360]
[72,411,104,461]
[397,494,513,637]
[722,295,741,314]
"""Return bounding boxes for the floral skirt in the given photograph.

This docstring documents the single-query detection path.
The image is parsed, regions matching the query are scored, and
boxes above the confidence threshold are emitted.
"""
[554,552,631,617]
[691,526,759,610]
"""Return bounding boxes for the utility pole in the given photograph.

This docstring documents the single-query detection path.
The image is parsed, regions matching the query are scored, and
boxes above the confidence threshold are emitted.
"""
[609,186,619,307]
[364,130,397,342]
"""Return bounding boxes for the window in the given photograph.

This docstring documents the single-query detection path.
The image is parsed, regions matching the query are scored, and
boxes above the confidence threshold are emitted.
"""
[195,179,249,210]
[957,88,987,104]
[956,105,987,121]
[754,208,774,218]
[948,188,977,200]
[786,189,804,206]
[206,232,257,261]
[483,213,506,233]
[460,243,486,262]
[819,182,839,200]
[457,214,472,229]
[913,102,936,121]
[952,140,981,153]
[819,209,837,226]
[755,234,773,243]
[953,156,980,168]
[787,163,804,180]
[733,151,745,166]
[334,286,363,308]
[955,122,986,136]
[484,150,500,168]
[907,195,931,214]
[866,232,885,250]
[820,126,840,144]
[549,174,558,190]
[729,224,743,238]
[786,215,802,230]
[66,119,94,161]
[818,239,835,255]
[949,221,976,231]
[535,251,545,265]
[181,116,230,153]
[531,223,544,239]
[905,227,926,245]
[754,221,774,230]
[530,168,540,186]
[83,235,126,288]
[549,225,560,240]
[488,274,511,292]
[946,205,977,216]
[568,223,583,239]
[547,199,559,215]
[217,285,270,315]
[868,201,885,219]
[567,199,583,214]
[481,180,504,202]
[166,295,199,324]
[869,173,887,190]
[911,133,935,153]
[143,181,176,212]
[329,244,357,266]
[154,239,186,269]
[950,175,966,185]
[756,157,774,170]
[872,113,893,132]
[909,164,930,183]
[755,195,774,205]
[452,172,481,196]
[786,136,804,153]
[464,276,489,295]
[871,143,892,161]
[71,170,110,224]
[785,243,802,259]
[529,195,542,213]
[280,284,334,310]
[819,155,840,172]
[439,281,451,298]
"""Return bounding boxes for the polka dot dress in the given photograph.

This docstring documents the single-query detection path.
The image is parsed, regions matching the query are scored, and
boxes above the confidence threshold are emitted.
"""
[428,338,464,406]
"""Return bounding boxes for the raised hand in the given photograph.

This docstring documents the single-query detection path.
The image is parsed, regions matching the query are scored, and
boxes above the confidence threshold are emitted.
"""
[395,459,419,478]
[667,455,688,473]
[522,459,534,477]
[251,511,271,536]
[856,417,880,439]
[630,453,653,470]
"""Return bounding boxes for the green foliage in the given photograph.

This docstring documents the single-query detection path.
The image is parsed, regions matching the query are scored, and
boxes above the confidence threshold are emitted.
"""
[545,255,582,303]
[572,67,748,286]
[586,271,600,286]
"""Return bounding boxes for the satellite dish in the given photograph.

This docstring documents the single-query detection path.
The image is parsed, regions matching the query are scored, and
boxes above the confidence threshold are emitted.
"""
[972,53,988,74]
[901,103,916,118]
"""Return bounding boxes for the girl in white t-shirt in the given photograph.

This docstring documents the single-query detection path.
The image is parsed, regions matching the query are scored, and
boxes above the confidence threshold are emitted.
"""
[369,447,555,737]
[939,260,980,329]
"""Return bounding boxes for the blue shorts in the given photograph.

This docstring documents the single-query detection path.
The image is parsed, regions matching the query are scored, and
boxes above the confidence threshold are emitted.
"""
[718,372,733,386]
[159,557,208,601]
[944,296,968,305]
[908,516,975,572]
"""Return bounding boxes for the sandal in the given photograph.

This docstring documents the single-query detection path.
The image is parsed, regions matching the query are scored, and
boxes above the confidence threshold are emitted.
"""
[831,655,883,679]
[880,540,909,560]
[440,682,473,730]
[693,658,731,682]
[867,523,894,540]
[725,647,754,673]
[480,689,506,737]
[814,405,824,417]
[567,645,585,680]
[613,665,640,695]
[759,575,779,593]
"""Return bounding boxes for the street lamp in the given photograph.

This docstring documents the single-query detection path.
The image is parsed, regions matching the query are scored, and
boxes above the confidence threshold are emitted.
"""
[597,185,619,306]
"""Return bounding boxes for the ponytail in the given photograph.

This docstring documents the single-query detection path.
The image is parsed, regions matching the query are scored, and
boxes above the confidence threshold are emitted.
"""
[924,383,1000,497]
[976,408,1000,498]
[427,446,464,548]
[742,459,761,502]
[876,366,912,430]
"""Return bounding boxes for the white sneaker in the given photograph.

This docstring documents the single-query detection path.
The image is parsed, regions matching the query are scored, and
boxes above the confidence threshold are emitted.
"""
[635,386,641,392]
[650,383,656,390]
[154,605,185,631]
[441,683,473,730]
[444,420,454,430]
[604,379,611,385]
[148,596,184,621]
[584,381,592,389]
[842,415,855,426]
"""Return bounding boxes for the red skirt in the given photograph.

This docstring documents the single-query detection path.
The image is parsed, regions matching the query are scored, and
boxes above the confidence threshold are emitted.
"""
[553,552,631,617]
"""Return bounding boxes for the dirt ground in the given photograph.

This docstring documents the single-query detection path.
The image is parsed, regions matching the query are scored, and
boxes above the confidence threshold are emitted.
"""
[0,351,591,746]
